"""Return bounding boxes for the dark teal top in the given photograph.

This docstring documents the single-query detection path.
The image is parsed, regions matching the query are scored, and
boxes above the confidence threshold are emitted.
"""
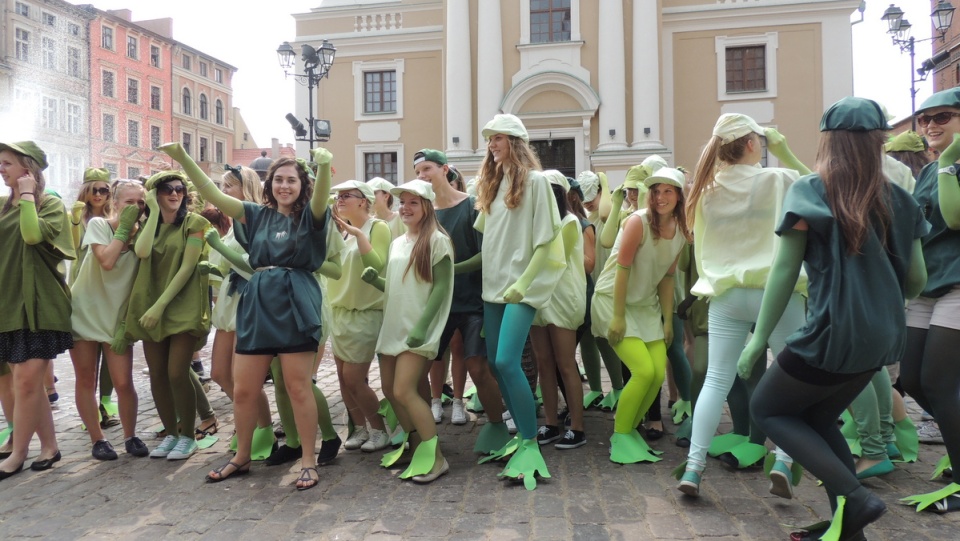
[436,196,483,315]
[913,161,960,298]
[235,202,328,351]
[777,175,929,373]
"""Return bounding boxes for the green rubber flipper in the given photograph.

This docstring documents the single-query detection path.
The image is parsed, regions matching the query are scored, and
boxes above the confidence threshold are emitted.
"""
[931,454,953,481]
[390,428,406,447]
[441,394,452,405]
[463,386,484,412]
[675,417,692,440]
[818,495,847,541]
[381,431,410,468]
[100,396,119,417]
[229,433,238,453]
[479,434,521,464]
[839,410,858,440]
[399,435,438,479]
[377,399,399,432]
[535,385,543,406]
[599,388,622,411]
[901,483,960,512]
[671,460,688,481]
[463,386,477,398]
[196,435,218,449]
[894,417,919,463]
[848,438,863,458]
[583,390,604,410]
[610,430,663,464]
[671,399,691,424]
[251,425,277,461]
[727,441,768,468]
[708,433,748,457]
[498,438,550,491]
[0,425,10,446]
[474,422,512,454]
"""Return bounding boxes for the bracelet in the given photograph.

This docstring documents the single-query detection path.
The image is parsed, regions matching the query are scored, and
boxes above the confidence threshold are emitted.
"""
[19,192,34,196]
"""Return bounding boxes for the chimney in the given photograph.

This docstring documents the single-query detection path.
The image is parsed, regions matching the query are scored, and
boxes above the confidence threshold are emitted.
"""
[272,138,280,159]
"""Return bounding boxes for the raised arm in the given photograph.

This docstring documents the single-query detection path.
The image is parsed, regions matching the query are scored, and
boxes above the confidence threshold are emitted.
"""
[139,233,205,330]
[765,128,811,176]
[135,189,160,259]
[94,205,140,271]
[936,133,960,229]
[600,185,627,249]
[158,142,244,220]
[309,148,332,221]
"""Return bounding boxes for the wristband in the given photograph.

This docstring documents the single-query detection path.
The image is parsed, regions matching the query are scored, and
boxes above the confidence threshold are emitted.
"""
[616,263,632,271]
[19,192,34,196]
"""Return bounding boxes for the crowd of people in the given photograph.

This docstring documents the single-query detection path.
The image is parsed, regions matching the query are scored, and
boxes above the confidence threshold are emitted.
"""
[1,92,960,538]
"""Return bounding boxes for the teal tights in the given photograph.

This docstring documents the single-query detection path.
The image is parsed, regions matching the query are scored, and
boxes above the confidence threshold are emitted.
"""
[483,302,538,439]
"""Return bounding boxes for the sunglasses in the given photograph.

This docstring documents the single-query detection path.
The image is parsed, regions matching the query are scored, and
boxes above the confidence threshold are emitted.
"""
[336,192,364,201]
[157,184,186,195]
[91,187,110,196]
[917,112,960,127]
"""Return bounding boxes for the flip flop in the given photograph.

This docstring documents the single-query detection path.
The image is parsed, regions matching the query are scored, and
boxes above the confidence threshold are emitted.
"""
[205,460,251,483]
[296,467,320,491]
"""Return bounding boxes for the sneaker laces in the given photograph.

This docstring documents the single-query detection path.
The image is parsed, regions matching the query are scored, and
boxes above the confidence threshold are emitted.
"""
[172,436,193,453]
[562,429,575,441]
[537,425,552,436]
[159,435,178,450]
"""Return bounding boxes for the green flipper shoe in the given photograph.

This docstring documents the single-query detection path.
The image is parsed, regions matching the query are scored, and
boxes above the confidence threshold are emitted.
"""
[598,388,622,411]
[818,495,848,541]
[893,417,919,463]
[670,399,691,424]
[609,430,663,464]
[707,433,748,457]
[390,428,406,447]
[498,438,550,491]
[931,454,952,481]
[229,433,238,453]
[377,399,399,432]
[399,436,439,479]
[464,386,484,413]
[902,482,960,512]
[479,434,521,464]
[100,396,119,417]
[0,425,11,447]
[381,431,410,468]
[251,426,278,461]
[723,441,768,469]
[583,390,604,410]
[474,422,512,454]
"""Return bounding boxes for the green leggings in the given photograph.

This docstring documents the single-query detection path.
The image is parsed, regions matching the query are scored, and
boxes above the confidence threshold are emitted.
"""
[849,367,894,460]
[483,302,539,439]
[143,334,197,437]
[611,337,666,434]
[271,357,337,446]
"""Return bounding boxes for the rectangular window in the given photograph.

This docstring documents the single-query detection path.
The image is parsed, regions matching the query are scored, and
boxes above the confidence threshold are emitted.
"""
[102,26,113,50]
[68,22,80,37]
[150,125,161,149]
[725,45,766,93]
[103,114,115,142]
[127,166,141,179]
[182,54,191,70]
[363,71,397,114]
[102,70,114,97]
[67,155,83,183]
[150,86,161,110]
[199,62,207,77]
[127,120,140,147]
[104,163,118,177]
[41,96,58,129]
[182,133,191,156]
[66,103,81,134]
[215,68,223,83]
[215,141,224,164]
[15,28,29,62]
[199,137,208,162]
[364,152,398,183]
[150,45,160,68]
[127,35,138,59]
[67,46,81,77]
[42,12,56,27]
[127,78,139,104]
[42,37,55,70]
[530,0,571,43]
[15,2,29,17]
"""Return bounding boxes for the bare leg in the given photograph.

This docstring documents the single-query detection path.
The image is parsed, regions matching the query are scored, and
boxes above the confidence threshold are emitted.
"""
[0,359,57,471]
[70,341,106,444]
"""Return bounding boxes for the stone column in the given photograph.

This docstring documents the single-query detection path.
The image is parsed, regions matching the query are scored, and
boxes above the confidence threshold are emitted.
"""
[445,0,473,156]
[632,2,663,148]
[477,0,503,150]
[597,0,627,150]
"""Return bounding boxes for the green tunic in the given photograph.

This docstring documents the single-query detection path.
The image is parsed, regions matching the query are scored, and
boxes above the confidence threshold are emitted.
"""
[913,162,960,297]
[778,175,929,373]
[436,195,483,315]
[0,196,75,333]
[125,212,210,344]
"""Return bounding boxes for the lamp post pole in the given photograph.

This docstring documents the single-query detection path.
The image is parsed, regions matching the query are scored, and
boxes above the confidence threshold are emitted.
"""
[277,40,336,151]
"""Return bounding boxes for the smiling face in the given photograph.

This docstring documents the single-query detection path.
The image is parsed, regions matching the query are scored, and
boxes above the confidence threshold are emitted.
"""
[0,150,27,188]
[625,187,639,208]
[271,164,302,212]
[398,191,425,228]
[156,179,186,214]
[115,183,145,217]
[650,183,680,217]
[88,181,110,211]
[336,188,369,220]
[920,106,960,153]
[487,133,511,164]
[415,160,448,185]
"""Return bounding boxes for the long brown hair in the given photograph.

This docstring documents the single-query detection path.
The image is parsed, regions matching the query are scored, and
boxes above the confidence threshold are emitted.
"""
[403,195,450,283]
[816,130,890,255]
[263,157,312,220]
[647,184,692,243]
[1,154,47,215]
[685,134,753,230]
[475,136,542,213]
[886,149,931,179]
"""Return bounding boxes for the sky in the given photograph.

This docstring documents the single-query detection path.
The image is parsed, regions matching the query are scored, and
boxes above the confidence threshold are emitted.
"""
[81,1,941,146]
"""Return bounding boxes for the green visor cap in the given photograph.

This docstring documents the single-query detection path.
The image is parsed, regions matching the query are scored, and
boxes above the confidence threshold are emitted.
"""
[390,179,436,202]
[917,88,960,115]
[885,131,926,153]
[481,114,529,142]
[0,141,48,170]
[643,167,686,189]
[413,149,447,166]
[820,97,892,132]
[144,170,188,191]
[83,167,111,183]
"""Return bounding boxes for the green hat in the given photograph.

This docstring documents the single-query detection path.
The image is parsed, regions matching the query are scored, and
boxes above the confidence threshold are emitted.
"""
[712,114,765,145]
[885,130,926,153]
[413,149,447,167]
[390,179,436,202]
[577,171,600,202]
[481,114,529,143]
[331,179,376,205]
[643,167,686,189]
[917,88,960,115]
[144,170,188,191]
[83,167,111,183]
[820,97,892,132]
[543,169,570,193]
[366,176,395,193]
[0,141,48,171]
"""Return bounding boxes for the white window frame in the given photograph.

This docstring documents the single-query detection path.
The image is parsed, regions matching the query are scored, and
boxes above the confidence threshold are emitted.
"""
[15,27,30,62]
[127,35,138,60]
[127,77,140,105]
[355,143,404,182]
[353,59,404,121]
[102,112,116,142]
[66,102,82,134]
[67,46,81,77]
[42,11,56,28]
[150,124,162,150]
[127,118,141,148]
[150,45,161,68]
[715,32,778,102]
[42,36,56,70]
[15,2,29,18]
[101,25,114,51]
[520,0,581,45]
[41,96,58,130]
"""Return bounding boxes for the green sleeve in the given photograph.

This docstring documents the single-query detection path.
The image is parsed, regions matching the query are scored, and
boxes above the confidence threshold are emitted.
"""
[905,238,927,300]
[511,233,563,296]
[207,235,255,275]
[317,257,342,280]
[454,252,482,274]
[134,208,159,259]
[162,144,244,219]
[752,230,805,342]
[938,169,960,229]
[600,196,624,249]
[560,219,578,260]
[18,200,42,245]
[409,257,453,346]
[153,236,205,307]
[310,162,331,223]
[360,221,391,272]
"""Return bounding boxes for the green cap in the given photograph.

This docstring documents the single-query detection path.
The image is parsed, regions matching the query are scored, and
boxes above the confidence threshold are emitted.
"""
[144,170,188,191]
[366,176,395,193]
[884,130,926,153]
[917,88,960,115]
[543,169,570,193]
[413,149,447,166]
[0,141,48,170]
[643,167,686,189]
[390,179,436,202]
[820,97,892,132]
[481,114,529,143]
[331,179,376,205]
[83,167,111,183]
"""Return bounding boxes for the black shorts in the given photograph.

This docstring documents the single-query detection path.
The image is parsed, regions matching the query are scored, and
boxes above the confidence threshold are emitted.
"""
[236,338,320,357]
[433,312,486,361]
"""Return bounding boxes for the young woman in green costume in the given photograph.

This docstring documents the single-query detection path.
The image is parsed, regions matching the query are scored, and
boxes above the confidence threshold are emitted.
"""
[69,180,147,460]
[741,97,929,540]
[362,179,455,483]
[125,170,210,462]
[0,141,74,479]
[367,176,406,240]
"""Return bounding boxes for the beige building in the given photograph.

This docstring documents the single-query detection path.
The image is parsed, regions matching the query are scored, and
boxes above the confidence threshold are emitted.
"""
[292,0,860,184]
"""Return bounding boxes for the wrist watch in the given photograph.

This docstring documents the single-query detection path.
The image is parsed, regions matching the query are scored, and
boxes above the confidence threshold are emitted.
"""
[939,164,958,176]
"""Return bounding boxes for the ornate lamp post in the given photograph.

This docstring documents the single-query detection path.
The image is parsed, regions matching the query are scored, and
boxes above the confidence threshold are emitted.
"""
[277,39,337,149]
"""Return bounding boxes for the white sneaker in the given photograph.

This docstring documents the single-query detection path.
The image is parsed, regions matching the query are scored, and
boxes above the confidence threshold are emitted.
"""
[451,398,467,425]
[344,426,369,450]
[431,398,443,424]
[166,436,198,460]
[502,411,517,434]
[361,428,390,452]
[149,435,178,458]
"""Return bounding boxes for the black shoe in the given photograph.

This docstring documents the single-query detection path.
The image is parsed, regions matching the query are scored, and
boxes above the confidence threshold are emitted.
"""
[536,425,562,445]
[645,427,664,441]
[555,429,586,450]
[273,425,285,439]
[0,449,11,459]
[675,437,691,448]
[265,444,302,466]
[841,489,886,540]
[92,440,118,461]
[0,462,23,480]
[124,436,149,457]
[318,436,342,465]
[30,450,62,471]
[442,383,454,400]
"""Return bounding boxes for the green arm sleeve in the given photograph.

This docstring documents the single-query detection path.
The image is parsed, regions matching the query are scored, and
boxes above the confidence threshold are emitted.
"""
[317,257,342,280]
[512,234,561,294]
[154,236,204,307]
[363,268,387,292]
[310,161,331,222]
[160,143,244,219]
[134,209,159,259]
[600,191,625,249]
[905,238,927,300]
[938,170,960,229]
[598,172,612,223]
[765,129,812,175]
[359,221,390,272]
[453,252,482,274]
[207,236,255,275]
[18,200,43,245]
[409,257,453,347]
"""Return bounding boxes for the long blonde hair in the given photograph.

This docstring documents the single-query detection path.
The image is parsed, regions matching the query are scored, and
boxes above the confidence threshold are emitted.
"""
[224,165,263,204]
[475,136,542,213]
[404,195,450,283]
[685,134,753,230]
[76,181,113,222]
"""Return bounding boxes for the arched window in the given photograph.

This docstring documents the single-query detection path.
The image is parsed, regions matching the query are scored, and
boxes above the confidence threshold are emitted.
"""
[215,99,224,125]
[182,88,191,115]
[199,93,208,120]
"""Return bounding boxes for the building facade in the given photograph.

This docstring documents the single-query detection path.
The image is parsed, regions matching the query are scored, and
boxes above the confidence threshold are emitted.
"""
[292,0,859,184]
[2,0,92,199]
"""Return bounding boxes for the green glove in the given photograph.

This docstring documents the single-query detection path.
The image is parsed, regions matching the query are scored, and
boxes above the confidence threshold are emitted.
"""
[504,234,563,303]
[71,201,86,225]
[145,188,160,213]
[360,266,385,291]
[197,261,223,278]
[113,204,140,242]
[204,227,223,249]
[764,128,811,175]
[737,337,766,380]
[310,147,333,166]
[938,133,960,166]
[139,302,166,330]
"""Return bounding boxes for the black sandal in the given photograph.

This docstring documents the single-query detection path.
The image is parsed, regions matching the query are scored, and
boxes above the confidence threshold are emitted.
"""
[296,467,319,491]
[205,460,251,483]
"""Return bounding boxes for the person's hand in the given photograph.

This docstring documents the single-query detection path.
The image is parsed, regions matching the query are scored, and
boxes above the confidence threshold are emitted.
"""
[139,302,165,330]
[71,201,86,224]
[197,261,222,278]
[361,267,379,284]
[333,215,363,238]
[737,338,766,379]
[677,296,696,320]
[764,128,790,160]
[503,282,526,304]
[611,185,627,207]
[406,327,426,349]
[145,188,159,213]
[607,316,626,345]
[311,147,333,166]
[157,142,187,161]
[17,172,37,196]
[114,204,141,241]
[662,317,674,347]
[204,227,222,247]
[939,133,960,167]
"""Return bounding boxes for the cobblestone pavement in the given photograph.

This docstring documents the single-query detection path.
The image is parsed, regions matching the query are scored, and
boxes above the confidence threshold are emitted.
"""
[0,338,957,540]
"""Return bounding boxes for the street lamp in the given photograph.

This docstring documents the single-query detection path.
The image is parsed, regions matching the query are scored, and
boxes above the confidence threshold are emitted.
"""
[277,39,336,149]
[882,2,956,130]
